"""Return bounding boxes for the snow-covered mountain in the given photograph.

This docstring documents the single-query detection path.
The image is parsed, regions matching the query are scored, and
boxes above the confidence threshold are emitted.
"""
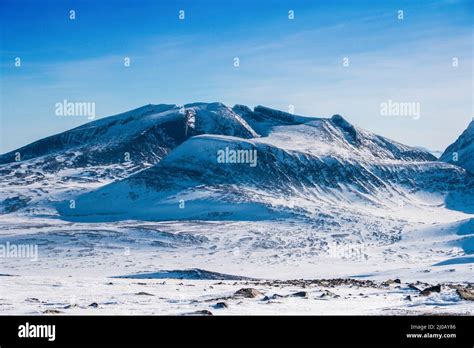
[0,102,257,169]
[55,104,474,222]
[2,102,473,221]
[2,102,473,315]
[0,102,257,213]
[440,120,474,174]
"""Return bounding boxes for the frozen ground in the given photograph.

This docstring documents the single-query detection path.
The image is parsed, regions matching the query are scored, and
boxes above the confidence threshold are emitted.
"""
[0,210,472,315]
[1,276,473,315]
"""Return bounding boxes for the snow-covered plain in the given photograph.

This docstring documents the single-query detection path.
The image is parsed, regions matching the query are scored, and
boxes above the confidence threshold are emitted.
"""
[0,103,472,315]
[2,275,473,315]
[0,208,472,315]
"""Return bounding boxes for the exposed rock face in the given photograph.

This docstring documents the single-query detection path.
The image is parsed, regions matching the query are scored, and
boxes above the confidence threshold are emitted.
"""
[213,302,228,309]
[233,288,263,298]
[420,285,441,296]
[456,287,474,301]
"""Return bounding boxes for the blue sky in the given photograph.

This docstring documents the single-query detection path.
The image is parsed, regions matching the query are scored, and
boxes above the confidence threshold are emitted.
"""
[1,0,472,152]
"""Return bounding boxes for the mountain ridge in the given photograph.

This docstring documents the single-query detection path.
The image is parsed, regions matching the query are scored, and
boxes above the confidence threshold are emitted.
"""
[440,120,474,174]
[1,102,472,218]
[48,103,473,222]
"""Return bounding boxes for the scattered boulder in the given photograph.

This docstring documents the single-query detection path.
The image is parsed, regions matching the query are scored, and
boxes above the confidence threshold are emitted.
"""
[213,302,228,309]
[233,288,263,298]
[262,294,285,301]
[183,310,213,316]
[291,291,309,298]
[420,285,441,296]
[43,309,62,314]
[320,290,339,298]
[383,279,401,286]
[25,298,40,303]
[88,302,99,308]
[456,288,474,301]
[135,292,154,296]
[404,295,412,301]
[408,283,421,291]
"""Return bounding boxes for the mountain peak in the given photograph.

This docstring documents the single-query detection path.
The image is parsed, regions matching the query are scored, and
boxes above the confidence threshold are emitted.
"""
[331,114,350,126]
[253,105,296,122]
[329,114,358,143]
[0,101,261,167]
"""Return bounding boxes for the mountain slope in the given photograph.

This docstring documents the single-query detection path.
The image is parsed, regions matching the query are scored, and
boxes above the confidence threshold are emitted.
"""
[57,111,474,222]
[0,102,258,169]
[3,102,472,219]
[0,102,258,213]
[440,120,474,174]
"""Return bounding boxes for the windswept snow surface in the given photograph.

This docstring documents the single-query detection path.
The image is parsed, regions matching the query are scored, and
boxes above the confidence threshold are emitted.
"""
[0,103,473,315]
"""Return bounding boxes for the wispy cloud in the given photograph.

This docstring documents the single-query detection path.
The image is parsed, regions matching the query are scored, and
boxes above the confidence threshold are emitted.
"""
[1,0,472,153]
